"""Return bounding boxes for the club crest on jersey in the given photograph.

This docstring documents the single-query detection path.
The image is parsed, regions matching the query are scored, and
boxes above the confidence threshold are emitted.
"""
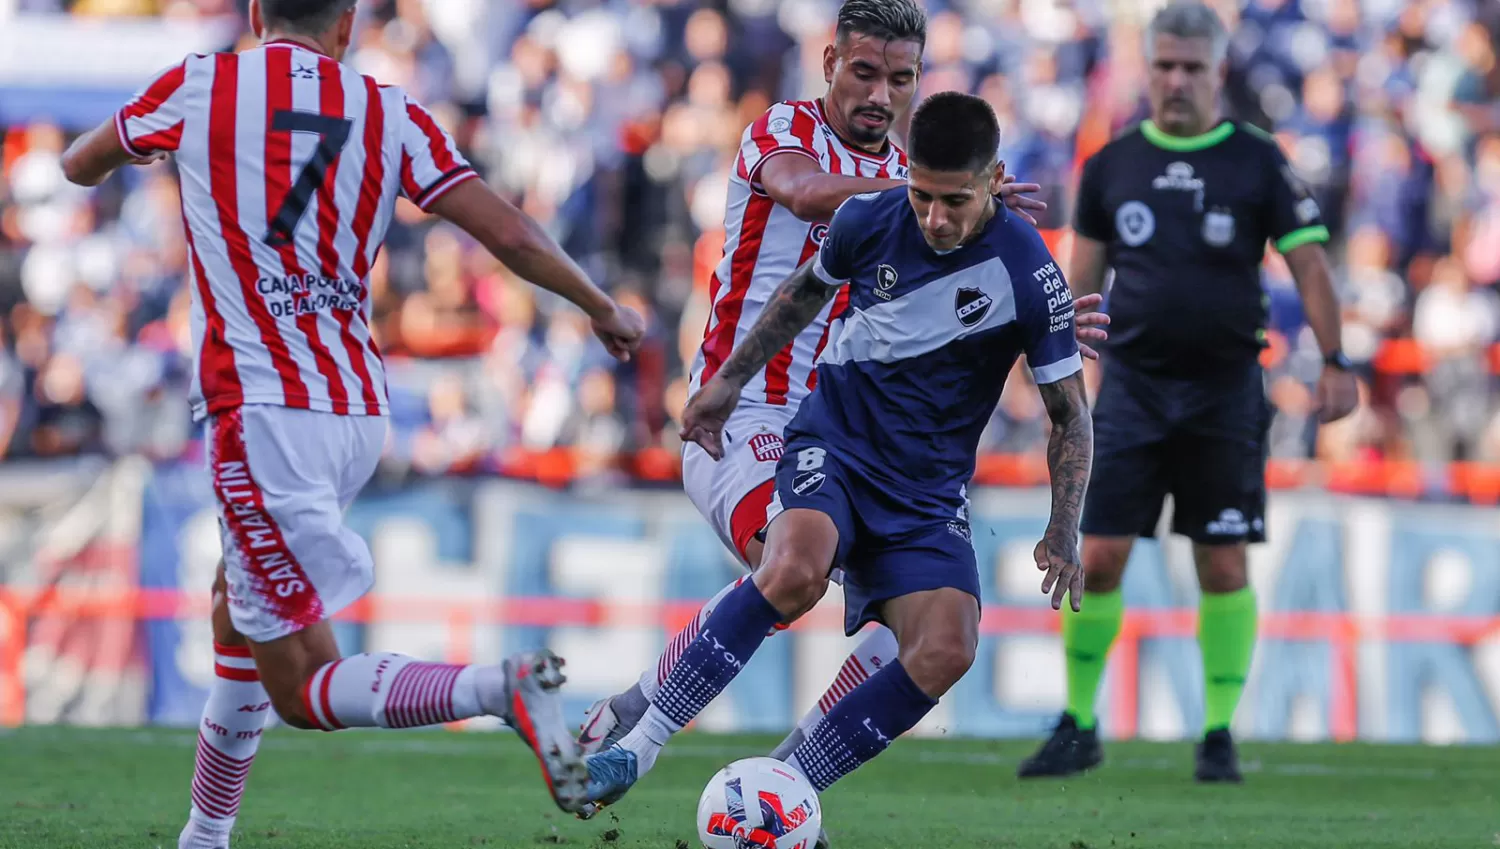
[1116,200,1155,247]
[810,223,829,244]
[792,470,826,496]
[1202,208,1235,247]
[955,286,993,328]
[749,432,784,463]
[874,264,898,301]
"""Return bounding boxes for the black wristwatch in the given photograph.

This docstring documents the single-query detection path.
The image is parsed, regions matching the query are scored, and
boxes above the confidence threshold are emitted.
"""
[1324,350,1352,371]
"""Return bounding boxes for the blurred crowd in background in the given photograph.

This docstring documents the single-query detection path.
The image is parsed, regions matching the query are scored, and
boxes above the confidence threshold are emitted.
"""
[2,0,1500,497]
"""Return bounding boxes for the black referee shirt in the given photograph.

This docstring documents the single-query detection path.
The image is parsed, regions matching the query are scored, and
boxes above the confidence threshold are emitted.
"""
[1074,119,1329,377]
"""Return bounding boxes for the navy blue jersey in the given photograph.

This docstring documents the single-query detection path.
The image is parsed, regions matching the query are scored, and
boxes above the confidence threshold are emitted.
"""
[787,187,1082,499]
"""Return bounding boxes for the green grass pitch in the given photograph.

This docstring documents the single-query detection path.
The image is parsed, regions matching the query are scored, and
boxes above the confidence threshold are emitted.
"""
[1,726,1495,848]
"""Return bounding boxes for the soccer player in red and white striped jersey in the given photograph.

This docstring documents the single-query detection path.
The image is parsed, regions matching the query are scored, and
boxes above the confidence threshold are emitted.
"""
[575,0,1107,823]
[61,1,642,844]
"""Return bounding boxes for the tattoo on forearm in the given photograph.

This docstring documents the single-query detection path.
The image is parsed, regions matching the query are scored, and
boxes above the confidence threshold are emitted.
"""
[719,261,839,385]
[1038,373,1093,537]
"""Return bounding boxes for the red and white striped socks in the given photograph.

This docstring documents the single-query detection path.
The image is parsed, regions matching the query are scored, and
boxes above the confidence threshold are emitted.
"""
[298,653,499,730]
[180,643,270,849]
[797,624,900,737]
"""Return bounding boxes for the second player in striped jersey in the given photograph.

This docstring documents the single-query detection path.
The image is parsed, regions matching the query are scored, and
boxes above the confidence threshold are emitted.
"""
[61,0,644,844]
[576,1,1109,829]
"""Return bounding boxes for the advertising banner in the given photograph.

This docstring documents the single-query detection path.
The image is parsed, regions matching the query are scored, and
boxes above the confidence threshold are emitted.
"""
[6,462,1499,743]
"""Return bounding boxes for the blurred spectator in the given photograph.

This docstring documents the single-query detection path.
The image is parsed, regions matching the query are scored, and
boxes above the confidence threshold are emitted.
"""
[0,0,1497,499]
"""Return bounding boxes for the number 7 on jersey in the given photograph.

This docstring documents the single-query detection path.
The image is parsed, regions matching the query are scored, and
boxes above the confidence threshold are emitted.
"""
[264,109,353,248]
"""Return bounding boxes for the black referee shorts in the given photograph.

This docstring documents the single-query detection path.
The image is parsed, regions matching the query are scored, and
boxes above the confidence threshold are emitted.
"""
[1080,358,1271,545]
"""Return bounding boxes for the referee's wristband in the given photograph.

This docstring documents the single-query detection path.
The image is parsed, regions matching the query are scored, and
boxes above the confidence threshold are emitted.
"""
[1323,350,1352,371]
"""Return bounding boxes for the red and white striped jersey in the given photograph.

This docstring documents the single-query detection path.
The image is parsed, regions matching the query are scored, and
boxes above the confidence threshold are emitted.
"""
[689,99,908,408]
[115,40,478,421]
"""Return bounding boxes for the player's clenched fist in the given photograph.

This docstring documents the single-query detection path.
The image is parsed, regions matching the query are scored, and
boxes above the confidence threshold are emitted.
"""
[1034,534,1084,613]
[680,375,741,461]
[591,302,646,363]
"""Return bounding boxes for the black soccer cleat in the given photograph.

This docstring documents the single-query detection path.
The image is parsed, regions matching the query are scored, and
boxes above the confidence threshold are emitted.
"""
[1016,712,1103,778]
[1194,727,1243,783]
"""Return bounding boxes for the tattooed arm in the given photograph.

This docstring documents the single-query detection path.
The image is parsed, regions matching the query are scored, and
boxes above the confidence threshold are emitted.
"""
[719,260,839,386]
[680,259,840,459]
[1033,371,1093,612]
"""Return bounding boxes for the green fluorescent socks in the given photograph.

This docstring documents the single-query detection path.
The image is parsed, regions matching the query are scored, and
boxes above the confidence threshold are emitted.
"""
[1198,587,1258,732]
[1061,589,1123,730]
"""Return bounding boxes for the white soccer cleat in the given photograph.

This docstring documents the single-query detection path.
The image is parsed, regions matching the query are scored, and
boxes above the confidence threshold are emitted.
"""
[577,696,622,757]
[178,822,229,849]
[500,650,590,813]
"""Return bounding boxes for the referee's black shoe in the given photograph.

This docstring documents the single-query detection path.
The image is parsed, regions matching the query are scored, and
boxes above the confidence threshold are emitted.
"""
[1016,712,1102,778]
[1194,727,1243,783]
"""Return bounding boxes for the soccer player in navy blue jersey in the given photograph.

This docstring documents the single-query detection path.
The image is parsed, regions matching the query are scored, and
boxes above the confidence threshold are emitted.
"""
[580,90,1094,812]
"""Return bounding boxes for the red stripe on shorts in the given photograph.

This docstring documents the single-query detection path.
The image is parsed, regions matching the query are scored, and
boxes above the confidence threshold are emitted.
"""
[728,479,776,563]
[210,408,324,632]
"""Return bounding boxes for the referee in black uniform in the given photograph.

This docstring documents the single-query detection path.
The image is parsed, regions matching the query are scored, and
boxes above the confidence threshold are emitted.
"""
[1018,0,1358,783]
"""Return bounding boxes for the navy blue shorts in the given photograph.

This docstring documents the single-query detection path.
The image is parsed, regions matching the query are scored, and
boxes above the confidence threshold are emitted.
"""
[1080,359,1271,544]
[768,437,981,636]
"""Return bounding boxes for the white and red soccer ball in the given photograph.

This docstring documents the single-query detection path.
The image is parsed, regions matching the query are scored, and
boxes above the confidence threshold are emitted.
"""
[697,757,822,849]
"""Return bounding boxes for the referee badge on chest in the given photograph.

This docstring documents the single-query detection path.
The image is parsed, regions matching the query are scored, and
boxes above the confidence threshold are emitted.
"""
[1202,207,1236,247]
[1115,200,1155,247]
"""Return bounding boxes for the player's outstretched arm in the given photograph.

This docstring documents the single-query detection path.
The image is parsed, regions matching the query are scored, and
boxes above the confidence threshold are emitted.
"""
[680,259,838,459]
[61,118,163,187]
[1034,372,1092,612]
[428,179,644,361]
[759,154,903,222]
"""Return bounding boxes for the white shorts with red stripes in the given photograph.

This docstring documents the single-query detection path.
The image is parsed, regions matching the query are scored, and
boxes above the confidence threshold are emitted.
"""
[208,404,386,643]
[682,404,794,568]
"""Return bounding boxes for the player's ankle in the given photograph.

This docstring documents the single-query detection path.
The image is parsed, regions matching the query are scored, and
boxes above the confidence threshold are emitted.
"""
[473,664,507,716]
[180,813,233,849]
[615,706,676,771]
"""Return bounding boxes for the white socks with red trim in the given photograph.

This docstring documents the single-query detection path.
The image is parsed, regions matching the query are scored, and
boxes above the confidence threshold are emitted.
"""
[179,643,271,849]
[300,653,504,729]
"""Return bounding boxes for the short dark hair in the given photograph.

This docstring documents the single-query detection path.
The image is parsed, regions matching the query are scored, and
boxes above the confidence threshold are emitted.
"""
[261,0,356,34]
[835,0,927,47]
[907,91,1000,174]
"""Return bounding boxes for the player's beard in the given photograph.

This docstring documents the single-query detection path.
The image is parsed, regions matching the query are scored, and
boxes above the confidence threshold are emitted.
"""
[846,107,893,146]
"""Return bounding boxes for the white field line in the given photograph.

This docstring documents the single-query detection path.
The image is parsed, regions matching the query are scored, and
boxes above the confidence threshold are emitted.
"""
[4,726,1490,781]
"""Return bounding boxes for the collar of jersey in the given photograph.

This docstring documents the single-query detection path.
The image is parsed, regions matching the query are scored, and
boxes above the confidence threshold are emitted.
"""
[1140,119,1234,152]
[265,38,330,58]
[813,98,894,162]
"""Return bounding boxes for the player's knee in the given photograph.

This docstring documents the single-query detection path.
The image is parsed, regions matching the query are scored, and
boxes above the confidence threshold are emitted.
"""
[1193,543,1248,593]
[1082,537,1132,593]
[902,634,975,696]
[753,554,829,621]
